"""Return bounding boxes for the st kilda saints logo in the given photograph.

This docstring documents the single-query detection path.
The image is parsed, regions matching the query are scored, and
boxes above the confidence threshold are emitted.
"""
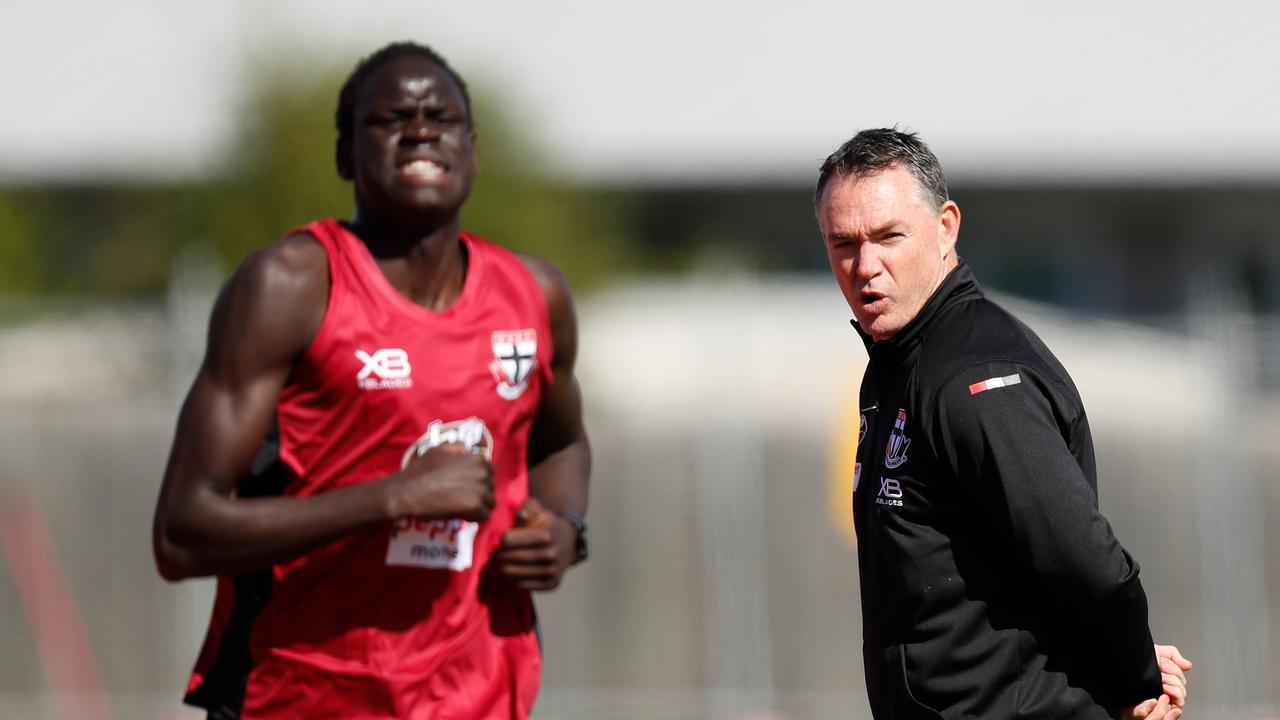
[489,329,537,400]
[884,408,910,469]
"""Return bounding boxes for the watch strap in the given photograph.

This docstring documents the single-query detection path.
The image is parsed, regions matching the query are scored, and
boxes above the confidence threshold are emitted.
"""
[553,510,589,565]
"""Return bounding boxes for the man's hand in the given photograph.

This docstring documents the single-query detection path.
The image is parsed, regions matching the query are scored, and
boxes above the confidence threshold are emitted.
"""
[496,497,576,591]
[1126,644,1193,719]
[1155,644,1193,707]
[387,443,495,522]
[1127,695,1181,719]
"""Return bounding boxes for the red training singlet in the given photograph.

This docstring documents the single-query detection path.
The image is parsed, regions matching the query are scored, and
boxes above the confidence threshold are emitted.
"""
[184,219,552,719]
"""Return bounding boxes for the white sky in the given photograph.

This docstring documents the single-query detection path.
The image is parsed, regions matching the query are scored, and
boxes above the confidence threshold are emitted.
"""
[3,0,1278,184]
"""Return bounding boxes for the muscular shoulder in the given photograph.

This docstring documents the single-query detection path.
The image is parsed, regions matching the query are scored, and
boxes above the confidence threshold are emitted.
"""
[515,253,576,331]
[234,233,328,300]
[516,253,577,367]
[515,253,572,308]
[209,232,330,368]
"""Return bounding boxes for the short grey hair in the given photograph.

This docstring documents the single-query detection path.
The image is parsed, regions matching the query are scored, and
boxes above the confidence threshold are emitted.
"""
[814,128,949,211]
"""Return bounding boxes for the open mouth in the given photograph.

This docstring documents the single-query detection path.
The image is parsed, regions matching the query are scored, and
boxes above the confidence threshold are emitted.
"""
[858,291,889,316]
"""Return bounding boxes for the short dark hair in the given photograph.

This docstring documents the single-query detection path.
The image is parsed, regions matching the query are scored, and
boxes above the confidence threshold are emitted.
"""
[814,128,949,210]
[334,42,473,177]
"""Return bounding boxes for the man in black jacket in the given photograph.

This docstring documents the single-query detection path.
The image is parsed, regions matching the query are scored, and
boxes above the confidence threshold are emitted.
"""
[815,128,1192,719]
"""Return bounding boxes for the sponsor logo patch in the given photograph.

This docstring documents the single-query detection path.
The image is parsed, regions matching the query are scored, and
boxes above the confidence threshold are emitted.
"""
[386,518,479,569]
[356,348,413,390]
[400,417,494,467]
[387,417,492,571]
[875,477,904,507]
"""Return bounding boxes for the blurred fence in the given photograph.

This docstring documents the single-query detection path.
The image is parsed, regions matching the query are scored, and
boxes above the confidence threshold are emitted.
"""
[0,273,1277,719]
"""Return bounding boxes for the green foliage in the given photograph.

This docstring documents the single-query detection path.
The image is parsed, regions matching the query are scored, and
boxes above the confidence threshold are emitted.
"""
[0,192,45,292]
[204,62,353,265]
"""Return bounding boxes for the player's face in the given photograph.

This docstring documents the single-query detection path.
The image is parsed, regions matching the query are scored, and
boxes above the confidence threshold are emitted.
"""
[348,56,477,221]
[818,165,960,342]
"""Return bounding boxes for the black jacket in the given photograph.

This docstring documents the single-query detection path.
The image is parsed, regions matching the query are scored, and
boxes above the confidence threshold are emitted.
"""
[853,262,1163,719]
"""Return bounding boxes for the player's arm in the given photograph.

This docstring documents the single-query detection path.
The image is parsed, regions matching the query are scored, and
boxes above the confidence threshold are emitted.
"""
[153,236,494,581]
[931,363,1165,707]
[497,256,591,591]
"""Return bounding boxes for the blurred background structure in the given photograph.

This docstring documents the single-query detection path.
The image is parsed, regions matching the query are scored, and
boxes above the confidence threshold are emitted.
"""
[1,1,1278,718]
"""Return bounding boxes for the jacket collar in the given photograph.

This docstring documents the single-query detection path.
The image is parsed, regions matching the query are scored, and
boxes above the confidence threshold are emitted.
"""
[851,259,984,361]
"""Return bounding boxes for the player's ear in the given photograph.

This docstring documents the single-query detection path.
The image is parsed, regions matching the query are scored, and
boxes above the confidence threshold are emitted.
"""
[937,200,961,259]
[336,138,354,181]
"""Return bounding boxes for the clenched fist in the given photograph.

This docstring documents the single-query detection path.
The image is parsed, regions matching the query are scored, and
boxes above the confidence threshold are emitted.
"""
[496,497,576,591]
[385,442,495,522]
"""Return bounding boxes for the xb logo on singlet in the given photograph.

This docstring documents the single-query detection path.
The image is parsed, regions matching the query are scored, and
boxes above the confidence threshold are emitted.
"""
[355,348,413,390]
[489,329,537,400]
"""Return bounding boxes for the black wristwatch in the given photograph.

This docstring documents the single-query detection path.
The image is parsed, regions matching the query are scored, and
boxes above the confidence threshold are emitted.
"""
[554,511,589,565]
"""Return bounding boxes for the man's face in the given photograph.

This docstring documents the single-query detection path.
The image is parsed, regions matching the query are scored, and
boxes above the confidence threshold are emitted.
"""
[346,55,477,221]
[817,164,960,342]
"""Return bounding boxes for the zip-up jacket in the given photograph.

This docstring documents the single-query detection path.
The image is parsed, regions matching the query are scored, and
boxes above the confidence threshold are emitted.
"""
[852,261,1163,719]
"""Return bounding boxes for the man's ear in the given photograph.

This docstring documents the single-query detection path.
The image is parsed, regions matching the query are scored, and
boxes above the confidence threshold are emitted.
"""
[937,200,961,259]
[336,138,353,181]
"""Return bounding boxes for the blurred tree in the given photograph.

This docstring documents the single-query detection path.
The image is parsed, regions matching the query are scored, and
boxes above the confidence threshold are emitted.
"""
[0,191,46,293]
